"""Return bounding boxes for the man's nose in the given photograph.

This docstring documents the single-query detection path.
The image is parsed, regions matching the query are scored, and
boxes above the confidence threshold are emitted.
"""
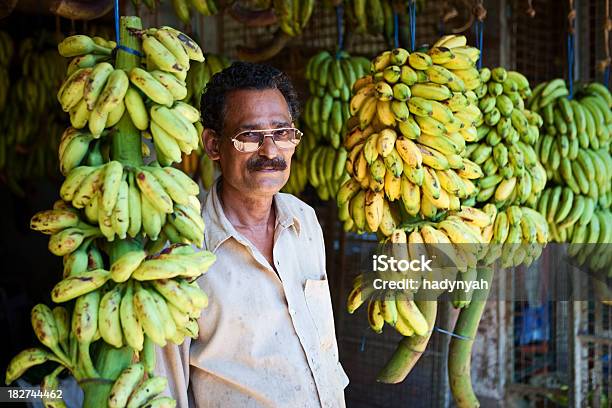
[258,135,280,158]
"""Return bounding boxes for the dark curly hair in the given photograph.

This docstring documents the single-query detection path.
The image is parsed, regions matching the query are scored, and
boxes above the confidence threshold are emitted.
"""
[199,61,300,135]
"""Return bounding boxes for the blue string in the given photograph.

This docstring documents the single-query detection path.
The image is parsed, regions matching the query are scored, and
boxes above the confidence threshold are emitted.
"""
[408,0,417,51]
[335,5,344,59]
[114,0,120,46]
[359,335,366,352]
[605,65,610,88]
[435,326,474,341]
[567,33,575,99]
[114,0,144,57]
[393,12,399,49]
[475,20,484,70]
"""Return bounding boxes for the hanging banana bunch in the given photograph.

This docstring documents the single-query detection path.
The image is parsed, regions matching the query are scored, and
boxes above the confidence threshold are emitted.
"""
[0,30,13,111]
[180,53,232,188]
[133,0,221,24]
[344,0,426,46]
[566,207,612,274]
[347,204,496,332]
[272,0,315,37]
[236,0,315,61]
[280,127,309,196]
[530,80,612,248]
[338,35,488,236]
[294,50,369,200]
[5,18,216,408]
[469,67,547,208]
[0,32,67,195]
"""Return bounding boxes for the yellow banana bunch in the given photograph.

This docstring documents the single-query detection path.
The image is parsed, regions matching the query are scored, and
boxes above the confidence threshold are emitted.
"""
[58,163,205,246]
[347,205,494,332]
[462,66,547,208]
[7,23,216,406]
[479,205,548,267]
[338,36,490,236]
[281,138,309,196]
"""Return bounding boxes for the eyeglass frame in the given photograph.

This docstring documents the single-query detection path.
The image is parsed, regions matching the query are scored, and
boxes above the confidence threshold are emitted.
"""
[226,127,303,153]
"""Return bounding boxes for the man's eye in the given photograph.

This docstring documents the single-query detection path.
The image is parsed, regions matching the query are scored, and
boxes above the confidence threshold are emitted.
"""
[239,132,260,142]
[273,129,291,139]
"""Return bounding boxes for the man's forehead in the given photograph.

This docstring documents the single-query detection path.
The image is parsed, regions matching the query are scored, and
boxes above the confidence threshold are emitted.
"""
[224,88,292,130]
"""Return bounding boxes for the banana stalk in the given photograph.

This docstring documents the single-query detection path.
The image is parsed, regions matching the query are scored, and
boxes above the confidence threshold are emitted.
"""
[81,16,144,408]
[447,267,493,408]
[376,301,437,383]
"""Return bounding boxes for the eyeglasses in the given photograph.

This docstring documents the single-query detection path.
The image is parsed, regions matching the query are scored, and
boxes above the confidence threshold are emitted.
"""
[230,127,303,153]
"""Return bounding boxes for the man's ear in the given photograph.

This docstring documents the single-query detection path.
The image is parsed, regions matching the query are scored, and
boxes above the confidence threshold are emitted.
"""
[203,129,221,161]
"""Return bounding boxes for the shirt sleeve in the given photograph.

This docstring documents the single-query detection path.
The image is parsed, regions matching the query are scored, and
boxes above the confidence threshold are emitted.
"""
[155,337,192,408]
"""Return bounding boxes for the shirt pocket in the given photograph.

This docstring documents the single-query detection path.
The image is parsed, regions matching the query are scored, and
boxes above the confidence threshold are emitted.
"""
[304,279,335,351]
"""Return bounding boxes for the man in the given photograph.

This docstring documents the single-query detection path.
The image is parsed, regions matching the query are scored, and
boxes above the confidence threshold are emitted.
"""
[156,62,349,407]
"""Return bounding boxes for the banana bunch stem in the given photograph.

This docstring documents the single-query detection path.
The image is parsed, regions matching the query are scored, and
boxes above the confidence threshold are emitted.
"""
[82,344,134,408]
[447,267,493,408]
[376,301,437,383]
[82,16,143,408]
[111,17,144,168]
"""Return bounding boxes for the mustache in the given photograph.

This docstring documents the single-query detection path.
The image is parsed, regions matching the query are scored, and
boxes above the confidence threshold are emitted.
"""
[247,156,288,172]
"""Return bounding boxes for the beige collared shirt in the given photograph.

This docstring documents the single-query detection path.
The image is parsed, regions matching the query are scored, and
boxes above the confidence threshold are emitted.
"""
[155,180,349,408]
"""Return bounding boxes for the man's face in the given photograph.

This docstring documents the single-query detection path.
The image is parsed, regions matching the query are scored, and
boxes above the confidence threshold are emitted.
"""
[213,88,295,196]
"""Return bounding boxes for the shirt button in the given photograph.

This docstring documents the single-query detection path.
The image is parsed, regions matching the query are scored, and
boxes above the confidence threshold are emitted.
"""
[289,308,296,316]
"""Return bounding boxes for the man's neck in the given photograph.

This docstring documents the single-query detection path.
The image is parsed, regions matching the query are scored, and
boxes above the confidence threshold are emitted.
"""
[218,181,275,228]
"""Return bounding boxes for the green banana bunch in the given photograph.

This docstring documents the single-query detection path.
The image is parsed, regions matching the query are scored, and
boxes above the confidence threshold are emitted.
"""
[108,361,177,407]
[529,79,611,214]
[338,35,487,236]
[304,51,369,148]
[299,51,368,200]
[137,0,220,24]
[280,132,309,196]
[344,0,426,44]
[272,0,316,36]
[468,66,546,208]
[566,208,612,273]
[0,32,66,194]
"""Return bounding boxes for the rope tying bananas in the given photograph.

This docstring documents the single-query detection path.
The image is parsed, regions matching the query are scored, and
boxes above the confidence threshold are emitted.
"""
[5,17,216,408]
[471,67,547,207]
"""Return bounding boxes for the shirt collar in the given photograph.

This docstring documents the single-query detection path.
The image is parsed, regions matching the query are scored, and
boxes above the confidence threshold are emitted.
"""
[202,178,301,252]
